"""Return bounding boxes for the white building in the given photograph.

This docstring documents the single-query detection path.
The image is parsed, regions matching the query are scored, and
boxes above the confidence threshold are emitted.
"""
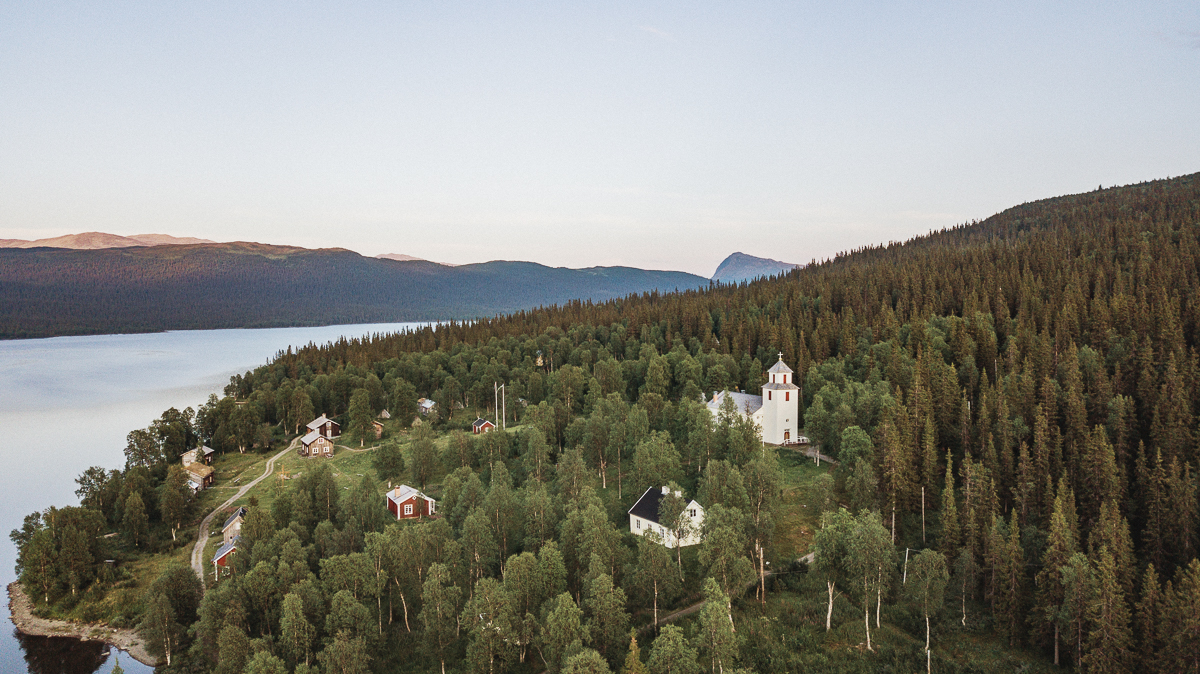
[628,486,705,547]
[706,355,800,445]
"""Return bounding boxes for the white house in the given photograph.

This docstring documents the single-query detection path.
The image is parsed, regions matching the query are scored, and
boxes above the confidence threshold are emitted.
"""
[628,486,705,548]
[706,355,800,445]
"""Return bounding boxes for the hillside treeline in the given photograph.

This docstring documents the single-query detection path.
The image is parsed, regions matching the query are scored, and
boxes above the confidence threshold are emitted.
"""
[237,173,1200,669]
[0,244,704,338]
[11,172,1200,673]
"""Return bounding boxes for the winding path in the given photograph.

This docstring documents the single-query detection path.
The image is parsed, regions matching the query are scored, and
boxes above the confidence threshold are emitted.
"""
[189,438,298,582]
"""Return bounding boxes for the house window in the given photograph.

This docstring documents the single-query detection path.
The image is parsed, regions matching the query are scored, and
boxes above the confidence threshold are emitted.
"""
[404,504,413,515]
[636,520,641,529]
[689,509,696,517]
[429,501,435,514]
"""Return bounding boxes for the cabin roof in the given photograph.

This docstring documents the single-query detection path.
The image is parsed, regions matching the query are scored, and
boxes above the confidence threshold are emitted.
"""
[301,430,322,446]
[222,507,247,532]
[387,484,432,505]
[185,463,214,479]
[306,415,334,431]
[213,537,240,563]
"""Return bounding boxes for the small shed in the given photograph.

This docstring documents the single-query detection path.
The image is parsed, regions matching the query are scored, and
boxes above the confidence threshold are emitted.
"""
[418,399,437,416]
[386,485,436,520]
[372,420,385,440]
[472,418,496,435]
[378,409,391,420]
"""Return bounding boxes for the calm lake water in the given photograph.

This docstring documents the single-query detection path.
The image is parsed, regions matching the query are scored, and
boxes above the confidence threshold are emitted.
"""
[0,322,427,673]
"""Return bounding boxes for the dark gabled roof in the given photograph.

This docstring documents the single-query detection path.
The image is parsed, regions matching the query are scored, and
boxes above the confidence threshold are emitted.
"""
[628,487,664,525]
[473,418,494,429]
[223,507,247,532]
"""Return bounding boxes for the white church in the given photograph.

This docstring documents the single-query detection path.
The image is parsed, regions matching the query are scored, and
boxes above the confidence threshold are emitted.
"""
[706,355,800,445]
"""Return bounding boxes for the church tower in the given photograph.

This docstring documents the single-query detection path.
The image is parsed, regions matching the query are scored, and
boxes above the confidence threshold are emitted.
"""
[760,354,800,445]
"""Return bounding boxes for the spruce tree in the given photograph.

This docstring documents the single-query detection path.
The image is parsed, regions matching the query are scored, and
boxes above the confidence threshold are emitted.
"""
[939,450,960,559]
[1083,548,1132,674]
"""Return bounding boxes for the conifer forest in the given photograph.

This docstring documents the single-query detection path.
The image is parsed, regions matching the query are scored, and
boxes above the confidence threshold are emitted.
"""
[12,173,1200,673]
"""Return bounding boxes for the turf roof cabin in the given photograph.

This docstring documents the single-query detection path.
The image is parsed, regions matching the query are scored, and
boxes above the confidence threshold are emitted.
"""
[628,486,705,547]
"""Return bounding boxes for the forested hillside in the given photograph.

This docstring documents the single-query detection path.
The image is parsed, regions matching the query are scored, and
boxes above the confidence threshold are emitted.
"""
[13,173,1200,673]
[0,243,706,338]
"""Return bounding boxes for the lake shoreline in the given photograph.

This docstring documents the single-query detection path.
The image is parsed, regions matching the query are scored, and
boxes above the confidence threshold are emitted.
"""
[7,582,160,667]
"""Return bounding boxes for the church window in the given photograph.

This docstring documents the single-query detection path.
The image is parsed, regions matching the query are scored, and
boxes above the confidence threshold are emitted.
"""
[768,391,772,400]
[786,392,790,401]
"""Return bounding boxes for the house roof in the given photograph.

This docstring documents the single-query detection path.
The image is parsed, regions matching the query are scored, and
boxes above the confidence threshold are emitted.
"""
[629,487,703,526]
[767,358,794,374]
[200,446,216,457]
[707,390,763,416]
[222,507,247,532]
[387,484,432,505]
[306,415,335,431]
[185,463,214,479]
[419,399,437,410]
[378,409,391,419]
[472,418,494,429]
[301,430,322,446]
[213,537,240,563]
[629,487,665,524]
[373,420,385,428]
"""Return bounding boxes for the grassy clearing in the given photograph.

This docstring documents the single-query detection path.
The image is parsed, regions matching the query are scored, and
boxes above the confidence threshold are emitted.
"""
[774,448,834,561]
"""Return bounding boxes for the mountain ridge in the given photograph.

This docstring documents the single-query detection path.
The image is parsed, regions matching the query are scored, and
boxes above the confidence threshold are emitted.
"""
[0,242,708,339]
[711,251,800,283]
[0,231,215,249]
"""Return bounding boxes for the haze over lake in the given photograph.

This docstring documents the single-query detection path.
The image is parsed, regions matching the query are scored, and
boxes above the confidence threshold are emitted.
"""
[0,322,426,673]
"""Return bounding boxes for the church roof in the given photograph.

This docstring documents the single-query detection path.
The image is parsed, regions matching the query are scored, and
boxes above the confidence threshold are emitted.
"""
[707,390,763,416]
[762,381,799,391]
[767,358,793,374]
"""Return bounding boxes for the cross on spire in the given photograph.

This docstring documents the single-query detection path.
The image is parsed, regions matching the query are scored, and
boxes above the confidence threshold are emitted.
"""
[777,351,783,361]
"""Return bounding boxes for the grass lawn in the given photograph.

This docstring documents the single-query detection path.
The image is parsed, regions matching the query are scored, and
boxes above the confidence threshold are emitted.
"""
[773,447,834,561]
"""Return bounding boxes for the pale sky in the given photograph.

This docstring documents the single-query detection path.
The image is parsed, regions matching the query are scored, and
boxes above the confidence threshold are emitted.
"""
[1,2,1197,277]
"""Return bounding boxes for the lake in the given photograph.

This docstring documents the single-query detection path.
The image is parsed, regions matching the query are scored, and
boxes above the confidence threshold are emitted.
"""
[0,322,427,673]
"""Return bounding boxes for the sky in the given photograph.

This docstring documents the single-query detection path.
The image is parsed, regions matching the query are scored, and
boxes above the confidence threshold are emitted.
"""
[1,2,1197,277]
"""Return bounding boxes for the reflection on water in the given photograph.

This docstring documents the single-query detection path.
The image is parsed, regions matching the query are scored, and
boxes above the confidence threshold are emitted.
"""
[13,631,147,674]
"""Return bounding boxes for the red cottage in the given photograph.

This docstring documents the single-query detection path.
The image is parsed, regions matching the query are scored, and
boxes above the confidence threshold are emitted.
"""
[386,485,436,520]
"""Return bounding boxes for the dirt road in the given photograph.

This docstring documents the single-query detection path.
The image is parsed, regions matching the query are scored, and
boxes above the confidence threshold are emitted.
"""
[189,439,297,582]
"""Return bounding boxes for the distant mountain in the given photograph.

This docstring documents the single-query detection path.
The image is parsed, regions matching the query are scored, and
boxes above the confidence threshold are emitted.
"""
[0,231,215,249]
[0,243,707,338]
[376,253,429,262]
[711,252,799,283]
[376,253,459,266]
